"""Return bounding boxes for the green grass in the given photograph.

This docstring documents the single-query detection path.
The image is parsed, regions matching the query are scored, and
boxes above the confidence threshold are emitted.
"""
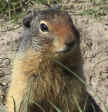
[0,0,107,20]
[0,0,108,111]
[54,59,108,112]
[0,0,62,32]
[0,0,61,19]
[12,97,17,112]
[49,101,62,112]
[0,0,108,32]
[10,59,108,112]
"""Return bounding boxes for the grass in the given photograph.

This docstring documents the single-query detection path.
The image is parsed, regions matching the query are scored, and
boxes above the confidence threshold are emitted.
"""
[0,0,108,20]
[9,59,108,112]
[0,0,61,32]
[12,97,17,112]
[0,0,108,111]
[0,0,108,32]
[48,101,62,112]
[67,0,108,20]
[0,0,61,19]
[54,59,108,112]
[73,96,83,112]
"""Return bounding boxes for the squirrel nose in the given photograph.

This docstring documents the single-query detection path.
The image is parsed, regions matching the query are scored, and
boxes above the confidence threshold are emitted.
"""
[57,41,76,53]
[65,41,76,49]
[64,40,76,52]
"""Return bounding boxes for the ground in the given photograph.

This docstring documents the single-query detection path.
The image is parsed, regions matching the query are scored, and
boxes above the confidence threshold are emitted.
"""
[0,0,108,111]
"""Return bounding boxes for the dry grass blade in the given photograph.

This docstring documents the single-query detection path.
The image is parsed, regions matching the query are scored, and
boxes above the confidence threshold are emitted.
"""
[53,59,108,112]
[48,101,62,112]
[12,97,16,112]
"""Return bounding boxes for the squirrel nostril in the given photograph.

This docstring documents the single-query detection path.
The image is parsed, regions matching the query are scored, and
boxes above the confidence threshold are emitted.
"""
[57,41,76,53]
[65,41,76,48]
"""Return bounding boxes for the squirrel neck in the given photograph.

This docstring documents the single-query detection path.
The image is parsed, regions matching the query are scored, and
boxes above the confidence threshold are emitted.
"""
[17,47,82,78]
[17,48,57,75]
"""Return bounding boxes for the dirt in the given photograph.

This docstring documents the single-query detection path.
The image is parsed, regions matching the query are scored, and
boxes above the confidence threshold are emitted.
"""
[0,1,108,112]
[73,15,108,111]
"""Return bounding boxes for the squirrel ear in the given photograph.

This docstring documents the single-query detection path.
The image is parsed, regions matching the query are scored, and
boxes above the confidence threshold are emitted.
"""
[23,9,36,28]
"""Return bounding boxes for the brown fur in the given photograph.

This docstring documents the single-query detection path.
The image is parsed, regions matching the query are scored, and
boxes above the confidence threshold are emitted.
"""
[6,9,88,112]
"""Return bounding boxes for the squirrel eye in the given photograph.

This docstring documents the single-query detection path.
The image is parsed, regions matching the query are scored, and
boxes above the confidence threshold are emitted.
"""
[40,23,48,32]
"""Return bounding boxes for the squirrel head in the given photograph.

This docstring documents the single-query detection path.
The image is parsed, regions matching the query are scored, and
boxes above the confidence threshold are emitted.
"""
[23,9,80,58]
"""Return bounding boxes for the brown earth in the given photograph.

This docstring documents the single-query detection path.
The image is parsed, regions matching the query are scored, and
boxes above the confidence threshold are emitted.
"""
[0,1,108,111]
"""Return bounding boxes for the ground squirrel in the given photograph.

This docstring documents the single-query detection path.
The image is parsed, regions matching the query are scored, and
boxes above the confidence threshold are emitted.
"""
[6,9,89,112]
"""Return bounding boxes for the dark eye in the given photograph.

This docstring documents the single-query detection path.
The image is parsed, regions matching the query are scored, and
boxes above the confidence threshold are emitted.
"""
[40,23,48,32]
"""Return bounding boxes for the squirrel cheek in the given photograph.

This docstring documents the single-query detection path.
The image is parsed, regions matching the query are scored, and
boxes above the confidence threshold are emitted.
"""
[53,38,65,53]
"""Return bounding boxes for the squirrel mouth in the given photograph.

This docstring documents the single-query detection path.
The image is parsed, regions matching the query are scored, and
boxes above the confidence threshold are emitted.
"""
[56,41,76,54]
[56,46,72,53]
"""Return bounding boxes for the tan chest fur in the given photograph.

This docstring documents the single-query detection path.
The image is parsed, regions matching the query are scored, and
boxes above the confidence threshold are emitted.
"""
[6,48,86,112]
